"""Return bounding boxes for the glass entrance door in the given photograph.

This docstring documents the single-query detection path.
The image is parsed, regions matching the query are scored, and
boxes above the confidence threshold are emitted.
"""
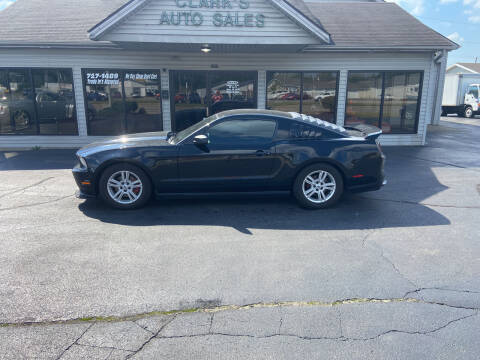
[171,70,257,131]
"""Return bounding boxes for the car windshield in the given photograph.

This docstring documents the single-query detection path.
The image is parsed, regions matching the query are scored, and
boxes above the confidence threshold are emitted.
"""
[170,114,218,144]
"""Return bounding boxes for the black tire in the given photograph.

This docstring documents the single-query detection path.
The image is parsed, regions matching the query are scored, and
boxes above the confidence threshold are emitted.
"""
[99,163,152,209]
[441,109,447,117]
[293,163,344,209]
[464,106,473,119]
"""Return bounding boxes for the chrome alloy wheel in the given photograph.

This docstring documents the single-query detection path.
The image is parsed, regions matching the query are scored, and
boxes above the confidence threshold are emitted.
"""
[302,170,336,204]
[106,170,143,205]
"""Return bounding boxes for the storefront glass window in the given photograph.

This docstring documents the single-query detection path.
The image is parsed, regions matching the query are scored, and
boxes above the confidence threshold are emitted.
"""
[345,72,383,128]
[0,68,77,135]
[124,72,162,133]
[302,72,338,123]
[0,69,36,135]
[84,69,162,136]
[208,71,256,115]
[346,71,422,134]
[172,71,208,132]
[266,72,301,113]
[382,72,421,134]
[32,69,78,135]
[171,71,257,132]
[267,72,338,123]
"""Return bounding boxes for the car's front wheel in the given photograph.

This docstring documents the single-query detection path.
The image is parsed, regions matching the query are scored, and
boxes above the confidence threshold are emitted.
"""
[99,163,152,209]
[293,164,343,209]
[464,106,473,119]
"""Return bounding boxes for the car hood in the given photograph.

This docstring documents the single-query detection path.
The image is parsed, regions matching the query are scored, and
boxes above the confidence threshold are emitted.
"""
[77,131,170,157]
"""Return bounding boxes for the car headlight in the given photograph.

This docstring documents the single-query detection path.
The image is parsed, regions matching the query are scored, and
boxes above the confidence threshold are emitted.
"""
[78,156,88,168]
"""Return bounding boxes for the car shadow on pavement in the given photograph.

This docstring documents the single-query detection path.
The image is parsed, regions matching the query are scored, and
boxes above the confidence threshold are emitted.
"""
[78,192,450,234]
[77,144,459,233]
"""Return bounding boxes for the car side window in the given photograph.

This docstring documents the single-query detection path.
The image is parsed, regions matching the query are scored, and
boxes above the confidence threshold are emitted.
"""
[208,118,276,144]
[289,121,323,139]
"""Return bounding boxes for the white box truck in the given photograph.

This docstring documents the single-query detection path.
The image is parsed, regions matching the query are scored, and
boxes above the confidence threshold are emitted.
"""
[442,73,480,118]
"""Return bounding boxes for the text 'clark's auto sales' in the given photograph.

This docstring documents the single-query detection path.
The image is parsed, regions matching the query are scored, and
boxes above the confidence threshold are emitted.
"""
[159,0,265,27]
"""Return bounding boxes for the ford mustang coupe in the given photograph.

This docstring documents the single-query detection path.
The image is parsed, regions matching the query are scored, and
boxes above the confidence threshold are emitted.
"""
[73,109,385,209]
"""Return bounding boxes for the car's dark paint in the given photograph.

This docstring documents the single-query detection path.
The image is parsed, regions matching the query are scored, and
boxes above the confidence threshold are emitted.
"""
[73,110,385,200]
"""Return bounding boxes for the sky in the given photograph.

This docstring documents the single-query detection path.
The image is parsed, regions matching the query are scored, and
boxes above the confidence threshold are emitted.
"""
[386,0,480,65]
[0,0,478,66]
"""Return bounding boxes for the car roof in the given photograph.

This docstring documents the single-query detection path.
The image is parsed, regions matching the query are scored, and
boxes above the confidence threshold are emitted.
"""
[215,109,349,136]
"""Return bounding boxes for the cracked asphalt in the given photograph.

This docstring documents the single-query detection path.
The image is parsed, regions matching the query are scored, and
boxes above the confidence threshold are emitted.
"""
[0,117,479,359]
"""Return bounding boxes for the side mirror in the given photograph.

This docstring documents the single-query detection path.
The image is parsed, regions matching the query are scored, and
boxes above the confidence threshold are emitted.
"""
[193,134,209,145]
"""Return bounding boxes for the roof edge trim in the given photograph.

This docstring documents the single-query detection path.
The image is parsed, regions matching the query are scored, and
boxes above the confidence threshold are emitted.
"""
[446,63,479,74]
[89,0,148,40]
[270,0,331,44]
[88,0,331,44]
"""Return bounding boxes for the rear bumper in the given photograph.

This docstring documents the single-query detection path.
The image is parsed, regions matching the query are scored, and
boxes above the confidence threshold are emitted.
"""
[72,167,97,197]
[347,152,386,193]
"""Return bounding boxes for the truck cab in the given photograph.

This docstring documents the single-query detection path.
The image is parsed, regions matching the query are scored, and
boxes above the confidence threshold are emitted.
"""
[464,84,480,118]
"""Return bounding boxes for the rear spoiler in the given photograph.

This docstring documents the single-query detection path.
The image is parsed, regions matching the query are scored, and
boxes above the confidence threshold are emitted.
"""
[344,124,382,141]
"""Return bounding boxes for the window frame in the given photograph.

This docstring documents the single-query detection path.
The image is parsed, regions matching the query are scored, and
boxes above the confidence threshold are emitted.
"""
[0,67,78,136]
[82,68,163,136]
[265,70,340,123]
[345,70,424,135]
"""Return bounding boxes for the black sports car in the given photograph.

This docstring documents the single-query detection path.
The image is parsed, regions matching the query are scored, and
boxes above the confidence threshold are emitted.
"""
[73,109,386,209]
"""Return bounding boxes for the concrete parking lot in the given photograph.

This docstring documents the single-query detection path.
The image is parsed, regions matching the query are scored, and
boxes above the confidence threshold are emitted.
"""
[0,117,479,359]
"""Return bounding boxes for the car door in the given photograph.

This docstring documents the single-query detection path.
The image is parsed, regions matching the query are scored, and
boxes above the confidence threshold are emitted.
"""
[176,116,277,192]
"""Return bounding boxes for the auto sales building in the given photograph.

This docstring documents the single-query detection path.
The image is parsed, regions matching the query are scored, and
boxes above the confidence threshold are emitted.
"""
[0,0,458,148]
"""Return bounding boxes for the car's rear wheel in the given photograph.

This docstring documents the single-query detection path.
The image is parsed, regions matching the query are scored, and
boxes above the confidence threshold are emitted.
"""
[293,164,343,209]
[99,163,152,209]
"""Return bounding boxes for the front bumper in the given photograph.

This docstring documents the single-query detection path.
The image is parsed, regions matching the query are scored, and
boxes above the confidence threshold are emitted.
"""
[72,167,97,197]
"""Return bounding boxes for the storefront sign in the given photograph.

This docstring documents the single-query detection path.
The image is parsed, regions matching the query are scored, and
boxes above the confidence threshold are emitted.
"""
[125,73,159,81]
[159,0,265,27]
[85,72,158,85]
[86,72,120,85]
[226,80,240,94]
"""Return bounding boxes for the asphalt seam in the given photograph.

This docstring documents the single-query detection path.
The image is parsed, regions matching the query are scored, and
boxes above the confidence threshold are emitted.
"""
[2,297,479,328]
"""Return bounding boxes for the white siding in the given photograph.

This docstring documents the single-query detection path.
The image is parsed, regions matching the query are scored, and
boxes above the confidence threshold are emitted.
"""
[101,0,319,45]
[0,48,435,148]
[161,69,171,131]
[432,51,447,126]
[336,69,348,126]
[257,70,266,109]
[72,67,88,136]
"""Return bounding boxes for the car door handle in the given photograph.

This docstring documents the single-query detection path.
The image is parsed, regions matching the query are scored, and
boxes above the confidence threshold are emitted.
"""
[255,150,271,156]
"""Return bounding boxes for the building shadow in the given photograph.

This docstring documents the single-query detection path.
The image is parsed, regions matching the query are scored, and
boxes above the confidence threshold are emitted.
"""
[0,149,77,171]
